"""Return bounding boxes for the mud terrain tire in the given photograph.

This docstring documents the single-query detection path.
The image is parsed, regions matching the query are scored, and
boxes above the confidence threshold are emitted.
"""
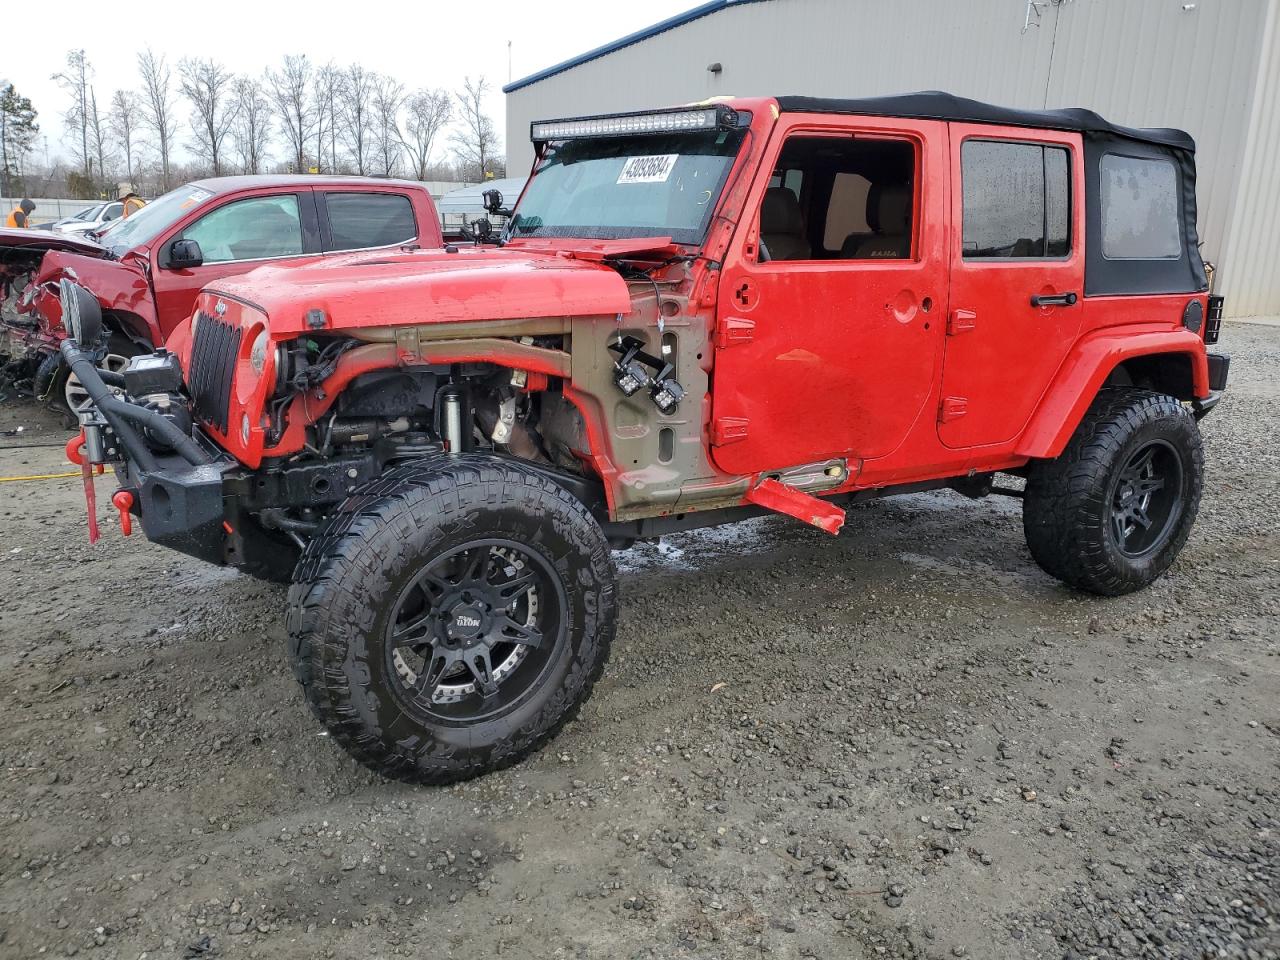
[286,455,617,784]
[1023,388,1204,596]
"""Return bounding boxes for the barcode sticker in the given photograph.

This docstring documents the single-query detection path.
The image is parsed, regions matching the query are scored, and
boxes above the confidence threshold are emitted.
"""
[617,155,679,184]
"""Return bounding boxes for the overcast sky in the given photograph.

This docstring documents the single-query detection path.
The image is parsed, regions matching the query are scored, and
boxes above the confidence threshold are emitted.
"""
[5,0,695,167]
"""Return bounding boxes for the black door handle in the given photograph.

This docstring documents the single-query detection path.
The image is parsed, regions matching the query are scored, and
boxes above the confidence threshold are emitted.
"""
[1031,292,1078,308]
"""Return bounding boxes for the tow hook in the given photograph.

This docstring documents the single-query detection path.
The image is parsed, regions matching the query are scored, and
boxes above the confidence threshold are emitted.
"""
[111,490,135,537]
[64,430,104,476]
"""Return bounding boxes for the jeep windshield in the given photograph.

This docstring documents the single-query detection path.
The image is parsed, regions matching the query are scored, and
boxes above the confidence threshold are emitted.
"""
[97,185,214,257]
[508,126,747,245]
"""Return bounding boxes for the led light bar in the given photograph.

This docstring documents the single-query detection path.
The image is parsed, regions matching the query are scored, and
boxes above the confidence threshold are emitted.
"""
[531,105,739,143]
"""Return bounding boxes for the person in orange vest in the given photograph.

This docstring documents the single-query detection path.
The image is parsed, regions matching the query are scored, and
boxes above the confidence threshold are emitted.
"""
[5,198,35,228]
[120,190,145,218]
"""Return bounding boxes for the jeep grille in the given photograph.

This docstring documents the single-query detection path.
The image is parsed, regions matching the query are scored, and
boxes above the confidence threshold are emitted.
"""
[188,310,240,434]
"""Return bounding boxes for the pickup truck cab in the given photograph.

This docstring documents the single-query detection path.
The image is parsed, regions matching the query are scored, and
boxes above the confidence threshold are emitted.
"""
[1,175,442,411]
[63,93,1228,784]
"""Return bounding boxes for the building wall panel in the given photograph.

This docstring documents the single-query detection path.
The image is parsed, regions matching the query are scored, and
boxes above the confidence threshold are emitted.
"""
[1216,0,1280,317]
[505,0,1275,315]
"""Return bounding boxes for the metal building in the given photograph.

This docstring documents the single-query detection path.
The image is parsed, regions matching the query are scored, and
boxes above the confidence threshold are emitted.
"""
[504,0,1279,319]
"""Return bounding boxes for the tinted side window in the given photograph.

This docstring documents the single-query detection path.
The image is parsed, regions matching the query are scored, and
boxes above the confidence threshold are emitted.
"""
[1099,154,1180,259]
[103,203,124,222]
[181,194,303,264]
[324,192,417,251]
[962,141,1070,258]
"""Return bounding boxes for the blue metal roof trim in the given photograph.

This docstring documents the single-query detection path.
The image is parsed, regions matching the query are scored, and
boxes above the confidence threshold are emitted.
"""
[503,0,767,93]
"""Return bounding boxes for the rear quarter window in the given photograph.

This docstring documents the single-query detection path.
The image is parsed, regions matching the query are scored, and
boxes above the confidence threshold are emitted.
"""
[1099,154,1181,259]
[324,192,417,251]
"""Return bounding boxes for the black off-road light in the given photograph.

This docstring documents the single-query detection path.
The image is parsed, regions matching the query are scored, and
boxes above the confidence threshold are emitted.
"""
[649,365,685,416]
[609,336,652,397]
[531,105,740,144]
[613,358,650,397]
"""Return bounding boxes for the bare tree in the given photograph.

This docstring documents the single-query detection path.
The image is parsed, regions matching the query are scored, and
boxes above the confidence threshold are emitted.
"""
[401,88,451,182]
[179,57,236,176]
[87,88,113,185]
[337,64,375,175]
[53,49,93,178]
[108,90,140,188]
[313,63,341,174]
[138,49,177,190]
[231,76,272,174]
[449,76,499,181]
[266,55,314,174]
[371,74,405,177]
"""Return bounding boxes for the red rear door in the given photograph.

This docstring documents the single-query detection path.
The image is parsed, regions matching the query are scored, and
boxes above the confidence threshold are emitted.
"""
[938,126,1085,448]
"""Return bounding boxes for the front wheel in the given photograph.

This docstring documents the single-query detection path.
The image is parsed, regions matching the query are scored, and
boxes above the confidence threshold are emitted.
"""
[1022,388,1204,596]
[49,334,143,416]
[286,455,617,784]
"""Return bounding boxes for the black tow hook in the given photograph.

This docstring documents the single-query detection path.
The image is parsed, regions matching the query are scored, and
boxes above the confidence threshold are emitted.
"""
[59,340,212,469]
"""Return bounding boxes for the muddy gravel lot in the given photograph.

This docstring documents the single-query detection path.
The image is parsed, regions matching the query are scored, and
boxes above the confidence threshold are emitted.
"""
[0,324,1276,960]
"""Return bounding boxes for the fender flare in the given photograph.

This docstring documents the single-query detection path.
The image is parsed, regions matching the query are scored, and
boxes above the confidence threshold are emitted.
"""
[1015,328,1209,460]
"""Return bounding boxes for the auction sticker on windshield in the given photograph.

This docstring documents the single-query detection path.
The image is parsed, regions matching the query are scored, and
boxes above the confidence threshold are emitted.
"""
[617,155,679,184]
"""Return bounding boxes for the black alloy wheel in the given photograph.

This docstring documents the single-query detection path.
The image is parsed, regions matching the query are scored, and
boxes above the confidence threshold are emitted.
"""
[385,539,566,722]
[1108,439,1185,558]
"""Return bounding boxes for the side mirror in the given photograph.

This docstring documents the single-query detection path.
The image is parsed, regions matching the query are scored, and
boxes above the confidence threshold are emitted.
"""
[58,279,104,348]
[482,189,504,215]
[168,238,204,269]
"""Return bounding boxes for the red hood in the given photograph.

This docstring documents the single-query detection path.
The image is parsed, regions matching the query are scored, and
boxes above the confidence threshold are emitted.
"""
[0,227,106,257]
[204,245,635,333]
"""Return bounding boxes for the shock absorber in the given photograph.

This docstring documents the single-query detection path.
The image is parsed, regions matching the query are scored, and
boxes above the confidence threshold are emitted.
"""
[440,384,472,454]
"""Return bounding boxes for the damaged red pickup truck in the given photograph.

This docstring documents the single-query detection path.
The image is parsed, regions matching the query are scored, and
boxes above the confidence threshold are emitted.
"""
[63,93,1229,784]
[0,176,442,411]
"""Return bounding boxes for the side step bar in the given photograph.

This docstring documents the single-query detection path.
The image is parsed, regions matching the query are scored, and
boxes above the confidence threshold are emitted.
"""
[744,477,846,535]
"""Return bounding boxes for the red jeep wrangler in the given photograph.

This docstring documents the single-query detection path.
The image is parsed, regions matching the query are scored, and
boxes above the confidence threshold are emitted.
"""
[1,176,442,411]
[62,93,1229,784]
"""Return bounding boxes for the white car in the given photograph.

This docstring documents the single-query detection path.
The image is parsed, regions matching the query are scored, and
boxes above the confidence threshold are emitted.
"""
[49,201,125,237]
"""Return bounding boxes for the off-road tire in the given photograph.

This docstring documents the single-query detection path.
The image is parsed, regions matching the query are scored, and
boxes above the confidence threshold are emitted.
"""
[1023,388,1203,596]
[285,454,617,784]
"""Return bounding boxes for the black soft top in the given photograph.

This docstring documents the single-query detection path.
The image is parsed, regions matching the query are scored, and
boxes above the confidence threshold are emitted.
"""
[776,92,1195,153]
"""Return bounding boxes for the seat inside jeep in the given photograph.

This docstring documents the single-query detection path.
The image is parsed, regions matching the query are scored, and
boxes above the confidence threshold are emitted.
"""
[759,137,915,262]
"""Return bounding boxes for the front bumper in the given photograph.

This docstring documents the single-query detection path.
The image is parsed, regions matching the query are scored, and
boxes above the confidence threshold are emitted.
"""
[114,451,233,566]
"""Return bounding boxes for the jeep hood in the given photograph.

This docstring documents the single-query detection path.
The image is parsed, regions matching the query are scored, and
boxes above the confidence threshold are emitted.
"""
[205,246,635,333]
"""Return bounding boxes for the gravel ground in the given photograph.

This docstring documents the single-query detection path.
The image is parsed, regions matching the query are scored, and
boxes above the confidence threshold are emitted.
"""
[0,323,1276,960]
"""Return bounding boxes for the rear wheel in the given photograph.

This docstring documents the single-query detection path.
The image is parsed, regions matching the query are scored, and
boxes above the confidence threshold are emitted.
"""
[286,455,617,784]
[1023,388,1204,595]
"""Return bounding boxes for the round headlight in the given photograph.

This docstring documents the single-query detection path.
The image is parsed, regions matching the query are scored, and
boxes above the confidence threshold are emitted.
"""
[240,412,251,445]
[249,330,271,376]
